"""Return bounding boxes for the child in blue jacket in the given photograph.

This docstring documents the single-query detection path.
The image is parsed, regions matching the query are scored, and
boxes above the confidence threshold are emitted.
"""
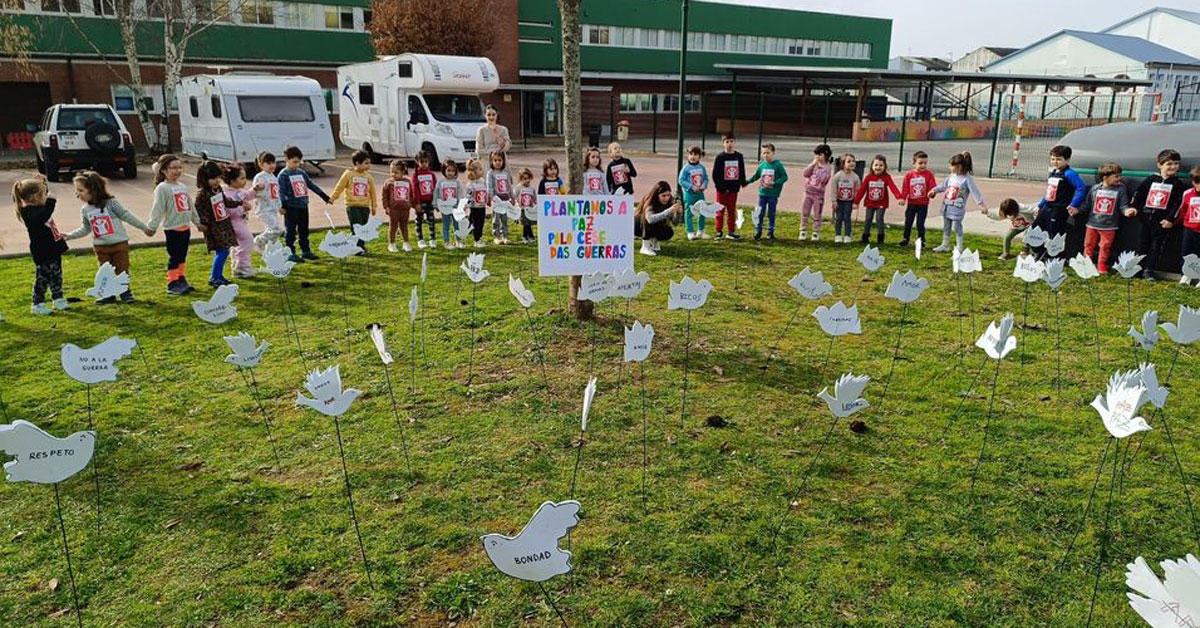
[277,145,331,262]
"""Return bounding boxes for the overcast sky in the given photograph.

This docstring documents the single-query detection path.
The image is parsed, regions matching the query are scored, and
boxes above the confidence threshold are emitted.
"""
[708,0,1167,60]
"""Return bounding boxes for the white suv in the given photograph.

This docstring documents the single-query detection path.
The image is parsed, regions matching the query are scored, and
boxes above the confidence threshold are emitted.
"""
[34,104,138,181]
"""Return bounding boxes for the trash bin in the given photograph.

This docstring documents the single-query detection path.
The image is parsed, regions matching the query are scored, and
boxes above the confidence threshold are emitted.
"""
[587,127,601,148]
[617,119,630,142]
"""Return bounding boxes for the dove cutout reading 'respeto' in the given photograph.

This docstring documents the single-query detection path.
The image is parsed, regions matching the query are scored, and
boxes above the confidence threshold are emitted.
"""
[352,214,385,243]
[319,230,363,259]
[192,283,240,324]
[884,270,930,303]
[1115,250,1146,279]
[580,377,597,432]
[952,248,982,274]
[667,276,713,310]
[0,420,95,485]
[481,500,581,582]
[610,268,650,300]
[224,332,268,369]
[817,373,871,418]
[1125,554,1200,628]
[261,242,296,278]
[1069,253,1100,280]
[813,301,862,336]
[1092,369,1151,439]
[1129,311,1161,353]
[295,365,362,417]
[461,253,490,283]
[691,199,724,219]
[1183,254,1200,282]
[788,267,833,300]
[857,245,885,273]
[1023,225,1049,249]
[1045,233,1067,258]
[580,272,614,303]
[1013,254,1046,283]
[61,336,137,384]
[623,321,654,363]
[367,324,394,365]
[1137,362,1169,410]
[87,262,130,300]
[1161,305,1200,345]
[1042,258,1067,292]
[508,275,535,309]
[975,313,1018,360]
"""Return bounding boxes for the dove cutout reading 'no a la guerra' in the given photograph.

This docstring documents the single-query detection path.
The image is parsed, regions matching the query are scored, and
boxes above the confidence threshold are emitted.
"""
[975,313,1018,360]
[0,420,96,485]
[1115,250,1146,280]
[1070,253,1100,280]
[87,262,130,300]
[788,267,833,300]
[817,373,871,418]
[667,276,713,310]
[351,214,385,243]
[192,283,240,324]
[1023,225,1049,249]
[261,242,296,278]
[1092,369,1151,439]
[1125,554,1200,628]
[508,275,535,309]
[623,320,654,363]
[1161,305,1200,345]
[295,365,362,417]
[857,245,885,273]
[580,272,614,303]
[1013,254,1045,283]
[319,230,363,259]
[461,253,490,283]
[1129,311,1161,353]
[61,336,138,384]
[367,324,394,365]
[224,332,268,368]
[1042,258,1067,291]
[481,500,581,582]
[610,268,650,300]
[813,301,862,336]
[884,270,929,303]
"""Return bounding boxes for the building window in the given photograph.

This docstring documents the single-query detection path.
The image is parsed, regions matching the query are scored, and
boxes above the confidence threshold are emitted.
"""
[358,83,374,106]
[325,6,353,29]
[40,0,82,12]
[587,25,610,45]
[91,0,115,15]
[192,0,230,22]
[241,0,274,25]
[580,24,872,60]
[279,3,320,28]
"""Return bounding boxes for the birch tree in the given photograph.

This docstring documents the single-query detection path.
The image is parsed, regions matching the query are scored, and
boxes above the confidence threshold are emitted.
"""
[557,0,593,320]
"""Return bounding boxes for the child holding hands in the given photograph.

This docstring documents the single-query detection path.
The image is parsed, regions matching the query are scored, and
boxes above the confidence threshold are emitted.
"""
[1080,163,1129,274]
[854,155,900,244]
[434,160,464,249]
[830,154,859,243]
[64,170,153,303]
[382,159,414,252]
[195,161,238,288]
[929,152,986,253]
[147,153,204,295]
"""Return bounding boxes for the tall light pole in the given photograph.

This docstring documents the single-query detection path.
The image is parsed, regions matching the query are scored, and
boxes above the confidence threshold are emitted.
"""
[674,0,690,192]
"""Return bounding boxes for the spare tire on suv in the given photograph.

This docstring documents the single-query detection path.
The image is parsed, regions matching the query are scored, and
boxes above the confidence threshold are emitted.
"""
[85,122,121,154]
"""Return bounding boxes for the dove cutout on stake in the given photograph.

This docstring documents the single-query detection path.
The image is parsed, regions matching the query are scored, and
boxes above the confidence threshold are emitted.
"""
[1013,254,1046,283]
[192,283,240,324]
[261,241,296,278]
[1182,254,1200,282]
[623,321,654,363]
[1045,233,1067,258]
[61,337,137,384]
[481,500,581,582]
[452,197,469,222]
[367,324,394,365]
[295,365,362,417]
[1129,311,1161,353]
[319,230,363,259]
[1042,258,1067,291]
[454,216,472,241]
[667,276,714,310]
[1023,225,1049,249]
[817,373,871,418]
[1092,369,1151,438]
[1125,554,1200,628]
[508,275,535,309]
[1162,305,1200,345]
[952,248,982,274]
[915,237,923,260]
[224,332,268,368]
[813,301,862,336]
[1115,250,1146,279]
[461,253,490,283]
[0,420,96,484]
[788,267,833,300]
[420,252,428,283]
[580,377,597,432]
[1069,253,1100,280]
[1137,362,1169,410]
[408,286,419,323]
[580,272,614,303]
[975,313,1018,360]
[610,268,650,300]
[351,214,385,243]
[87,262,129,300]
[691,199,724,219]
[884,270,930,303]
[857,245,885,272]
[492,197,521,220]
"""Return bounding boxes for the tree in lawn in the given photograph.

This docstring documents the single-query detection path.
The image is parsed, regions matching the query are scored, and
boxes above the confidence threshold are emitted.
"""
[368,0,495,56]
[558,0,593,320]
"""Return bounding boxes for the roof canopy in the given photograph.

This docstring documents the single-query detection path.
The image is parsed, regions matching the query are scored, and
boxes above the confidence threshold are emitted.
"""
[712,64,1153,89]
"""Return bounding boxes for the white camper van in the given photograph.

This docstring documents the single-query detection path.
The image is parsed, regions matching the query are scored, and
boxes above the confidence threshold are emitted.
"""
[178,74,336,168]
[337,54,499,165]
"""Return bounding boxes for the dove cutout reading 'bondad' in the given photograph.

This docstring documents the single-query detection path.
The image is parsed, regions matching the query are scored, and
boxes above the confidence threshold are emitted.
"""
[481,500,581,582]
[0,420,96,485]
[61,336,138,384]
[224,332,268,368]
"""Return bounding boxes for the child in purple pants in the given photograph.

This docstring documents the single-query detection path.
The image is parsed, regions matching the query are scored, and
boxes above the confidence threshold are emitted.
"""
[800,144,833,241]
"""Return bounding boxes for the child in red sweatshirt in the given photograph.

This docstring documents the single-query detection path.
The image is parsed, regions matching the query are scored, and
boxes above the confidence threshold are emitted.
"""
[854,154,902,244]
[899,151,936,247]
[411,151,438,249]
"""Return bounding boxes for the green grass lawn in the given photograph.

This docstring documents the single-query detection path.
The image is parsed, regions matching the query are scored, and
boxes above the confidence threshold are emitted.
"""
[1,215,1198,627]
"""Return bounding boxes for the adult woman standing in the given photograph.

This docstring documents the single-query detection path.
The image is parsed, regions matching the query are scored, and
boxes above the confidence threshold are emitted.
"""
[474,105,511,158]
[635,180,683,256]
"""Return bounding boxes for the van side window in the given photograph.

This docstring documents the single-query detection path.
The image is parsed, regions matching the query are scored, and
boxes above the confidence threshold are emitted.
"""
[408,96,427,125]
[211,95,222,119]
[359,84,374,106]
[189,96,199,118]
[397,62,413,78]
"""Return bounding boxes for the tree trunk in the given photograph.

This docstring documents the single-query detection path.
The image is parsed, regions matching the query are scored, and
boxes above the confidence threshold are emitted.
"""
[160,38,183,154]
[118,14,161,152]
[557,0,593,320]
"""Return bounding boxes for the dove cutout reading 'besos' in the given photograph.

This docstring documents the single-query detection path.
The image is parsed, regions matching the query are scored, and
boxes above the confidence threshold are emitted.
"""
[481,500,581,582]
[788,267,833,300]
[952,248,982,274]
[1129,311,1161,353]
[1069,253,1100,280]
[580,272,614,303]
[61,336,137,384]
[580,377,597,432]
[1092,369,1151,439]
[0,420,96,485]
[351,214,385,243]
[817,373,870,418]
[1023,225,1049,249]
[691,199,724,219]
[623,321,654,363]
[367,324,394,365]
[1045,233,1067,258]
[1042,258,1067,292]
[87,262,129,300]
[1125,554,1200,628]
[667,276,713,310]
[319,231,363,259]
[1183,254,1200,282]
[508,275,535,309]
[192,283,240,324]
[1137,362,1169,410]
[261,242,296,278]
[1161,305,1200,345]
[975,313,1018,360]
[857,245,885,273]
[295,365,362,417]
[813,301,862,336]
[224,332,268,368]
[1013,254,1046,283]
[610,268,650,300]
[884,270,929,303]
[461,253,490,283]
[1115,250,1146,279]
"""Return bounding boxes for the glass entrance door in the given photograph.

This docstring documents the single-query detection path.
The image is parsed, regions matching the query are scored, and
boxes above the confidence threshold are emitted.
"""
[543,91,561,136]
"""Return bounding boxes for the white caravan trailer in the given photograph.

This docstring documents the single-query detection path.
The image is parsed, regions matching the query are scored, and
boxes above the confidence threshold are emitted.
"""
[178,73,336,169]
[337,54,499,165]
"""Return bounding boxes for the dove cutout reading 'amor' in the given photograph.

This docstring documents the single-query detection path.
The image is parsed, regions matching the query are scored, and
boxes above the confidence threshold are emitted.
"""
[192,283,240,324]
[976,313,1018,360]
[1092,369,1151,439]
[1070,253,1100,280]
[1115,251,1146,279]
[261,242,296,278]
[952,248,982,274]
[295,365,362,417]
[224,332,268,368]
[580,272,614,303]
[884,270,930,303]
[461,253,490,283]
[1183,254,1200,282]
[319,230,363,259]
[580,377,597,432]
[367,324,394,365]
[610,268,650,300]
[623,321,654,363]
[1161,305,1200,345]
[788,267,833,300]
[481,500,581,582]
[1125,554,1200,628]
[61,336,137,384]
[813,301,862,336]
[1129,311,1161,353]
[1013,254,1046,283]
[1042,258,1067,292]
[508,275,535,309]
[668,276,714,310]
[691,199,724,219]
[0,420,96,485]
[1137,362,1169,410]
[1023,225,1049,249]
[87,262,129,300]
[857,245,885,273]
[817,373,871,418]
[1045,233,1067,258]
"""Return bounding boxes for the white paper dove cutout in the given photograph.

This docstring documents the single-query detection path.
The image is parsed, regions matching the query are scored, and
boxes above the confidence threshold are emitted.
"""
[420,252,428,283]
[319,230,363,259]
[1045,233,1067,258]
[736,208,745,230]
[454,216,472,240]
[408,286,419,323]
[1137,362,1169,410]
[952,248,982,274]
[367,324,394,365]
[61,337,137,384]
[1070,253,1100,280]
[1092,369,1151,438]
[1115,251,1146,279]
[1162,305,1200,345]
[1013,254,1046,283]
[915,237,923,261]
[857,245,885,272]
[975,313,1018,360]
[813,301,862,336]
[461,253,490,283]
[580,377,597,432]
[1129,311,1161,353]
[1042,258,1068,291]
[1125,554,1200,628]
[884,270,930,303]
[788,267,833,300]
[351,214,385,243]
[192,283,240,324]
[452,197,469,222]
[1023,225,1049,249]
[481,500,581,582]
[1182,254,1200,282]
[87,262,129,300]
[691,199,724,219]
[523,205,539,222]
[223,332,268,368]
[667,276,714,310]
[580,272,614,303]
[623,321,654,363]
[817,373,870,418]
[261,241,296,278]
[295,365,362,417]
[491,197,521,220]
[610,268,650,300]
[508,275,535,309]
[0,420,95,484]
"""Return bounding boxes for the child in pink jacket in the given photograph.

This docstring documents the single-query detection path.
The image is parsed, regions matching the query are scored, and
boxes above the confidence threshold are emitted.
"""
[800,144,833,241]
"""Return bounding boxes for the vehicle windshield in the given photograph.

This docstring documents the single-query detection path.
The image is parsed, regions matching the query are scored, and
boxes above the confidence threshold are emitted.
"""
[237,96,315,123]
[423,95,485,123]
[57,108,119,131]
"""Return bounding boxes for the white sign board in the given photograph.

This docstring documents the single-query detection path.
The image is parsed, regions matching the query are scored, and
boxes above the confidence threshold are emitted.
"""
[537,195,634,277]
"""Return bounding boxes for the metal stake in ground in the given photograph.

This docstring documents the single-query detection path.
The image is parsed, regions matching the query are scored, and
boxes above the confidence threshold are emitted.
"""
[54,484,84,628]
[85,384,101,535]
[333,415,373,588]
[369,323,414,480]
[238,368,281,470]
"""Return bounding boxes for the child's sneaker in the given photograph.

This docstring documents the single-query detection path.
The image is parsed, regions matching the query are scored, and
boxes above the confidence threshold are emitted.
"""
[728,233,742,240]
[97,296,118,305]
[288,253,303,263]
[715,232,724,240]
[652,239,661,251]
[798,230,807,241]
[474,239,484,248]
[234,268,257,279]
[932,244,949,253]
[388,242,398,253]
[166,280,184,296]
[52,298,70,311]
[687,232,697,241]
[639,240,657,256]
[31,303,53,316]
[402,242,412,252]
[899,239,910,247]
[120,291,136,303]
[810,232,819,241]
[301,251,318,261]
[428,239,438,249]
[698,232,710,240]
[417,239,427,249]
[1180,276,1192,286]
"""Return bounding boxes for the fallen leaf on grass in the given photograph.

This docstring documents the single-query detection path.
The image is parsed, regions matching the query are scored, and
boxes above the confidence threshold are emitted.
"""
[49,608,72,619]
[164,519,181,530]
[713,366,724,376]
[46,578,59,592]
